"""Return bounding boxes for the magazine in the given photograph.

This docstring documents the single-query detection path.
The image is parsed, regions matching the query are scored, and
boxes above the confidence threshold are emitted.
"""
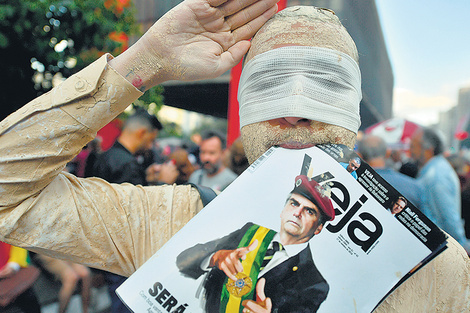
[116,144,447,313]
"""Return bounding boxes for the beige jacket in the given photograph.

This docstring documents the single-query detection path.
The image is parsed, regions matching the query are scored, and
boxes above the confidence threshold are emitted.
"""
[0,55,469,312]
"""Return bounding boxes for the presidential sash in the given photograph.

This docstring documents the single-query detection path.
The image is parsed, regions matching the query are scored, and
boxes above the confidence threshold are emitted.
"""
[219,224,276,312]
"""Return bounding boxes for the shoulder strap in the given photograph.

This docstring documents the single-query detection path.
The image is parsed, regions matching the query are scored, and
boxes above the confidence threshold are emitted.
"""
[186,183,218,207]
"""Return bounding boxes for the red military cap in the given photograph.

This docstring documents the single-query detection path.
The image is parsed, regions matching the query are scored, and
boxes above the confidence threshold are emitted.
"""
[291,175,335,221]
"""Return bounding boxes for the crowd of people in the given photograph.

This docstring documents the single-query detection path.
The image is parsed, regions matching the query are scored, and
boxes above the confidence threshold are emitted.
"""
[3,117,470,312]
[357,130,470,252]
[1,0,470,312]
[66,112,248,191]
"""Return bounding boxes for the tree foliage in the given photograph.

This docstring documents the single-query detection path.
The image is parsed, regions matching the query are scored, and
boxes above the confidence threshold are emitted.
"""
[0,0,164,121]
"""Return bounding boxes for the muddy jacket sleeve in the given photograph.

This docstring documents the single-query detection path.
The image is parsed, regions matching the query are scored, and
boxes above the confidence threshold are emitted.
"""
[0,54,204,277]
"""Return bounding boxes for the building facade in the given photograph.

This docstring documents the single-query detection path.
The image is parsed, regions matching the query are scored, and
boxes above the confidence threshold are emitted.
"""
[439,86,470,150]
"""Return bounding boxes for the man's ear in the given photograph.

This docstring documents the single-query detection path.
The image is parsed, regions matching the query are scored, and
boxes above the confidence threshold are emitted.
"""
[424,147,435,159]
[385,148,391,159]
[314,224,324,235]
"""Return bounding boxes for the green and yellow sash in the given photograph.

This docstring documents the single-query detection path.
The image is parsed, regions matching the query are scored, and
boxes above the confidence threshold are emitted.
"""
[219,224,276,312]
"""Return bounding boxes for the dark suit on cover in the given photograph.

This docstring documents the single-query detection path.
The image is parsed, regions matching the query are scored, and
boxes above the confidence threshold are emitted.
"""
[176,223,329,313]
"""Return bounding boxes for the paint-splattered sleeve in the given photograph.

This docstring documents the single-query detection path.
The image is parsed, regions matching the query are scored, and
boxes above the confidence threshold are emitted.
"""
[374,235,470,312]
[0,54,204,276]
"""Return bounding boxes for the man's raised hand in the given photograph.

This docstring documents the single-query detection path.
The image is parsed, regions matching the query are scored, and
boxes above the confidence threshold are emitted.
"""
[112,0,279,91]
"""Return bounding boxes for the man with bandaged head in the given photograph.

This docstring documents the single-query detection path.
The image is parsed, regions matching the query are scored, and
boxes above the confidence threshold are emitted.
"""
[240,8,470,311]
[0,2,469,313]
[239,7,360,164]
[238,7,470,313]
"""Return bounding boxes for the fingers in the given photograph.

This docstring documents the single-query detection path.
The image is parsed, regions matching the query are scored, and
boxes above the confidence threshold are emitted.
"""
[225,0,278,28]
[0,266,15,279]
[216,240,259,281]
[247,239,259,253]
[240,239,259,261]
[230,3,278,41]
[265,297,272,312]
[215,0,278,18]
[223,240,258,279]
[207,0,229,8]
[242,293,272,313]
[212,0,279,42]
[219,252,244,280]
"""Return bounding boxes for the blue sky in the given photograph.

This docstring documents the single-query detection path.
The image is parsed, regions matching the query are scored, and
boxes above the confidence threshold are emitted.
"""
[375,0,470,125]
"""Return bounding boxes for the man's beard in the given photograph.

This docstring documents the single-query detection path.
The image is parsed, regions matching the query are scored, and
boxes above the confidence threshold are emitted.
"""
[240,121,356,164]
[203,161,220,175]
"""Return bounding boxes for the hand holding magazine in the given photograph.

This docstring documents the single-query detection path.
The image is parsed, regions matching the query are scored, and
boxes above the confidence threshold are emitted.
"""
[117,144,446,313]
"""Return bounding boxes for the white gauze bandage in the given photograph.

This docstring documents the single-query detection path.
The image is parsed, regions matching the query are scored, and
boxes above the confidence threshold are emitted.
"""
[238,46,362,133]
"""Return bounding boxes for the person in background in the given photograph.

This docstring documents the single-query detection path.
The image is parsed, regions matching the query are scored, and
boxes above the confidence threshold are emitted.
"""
[33,254,92,313]
[187,133,203,167]
[225,137,250,176]
[168,148,196,185]
[146,147,196,185]
[357,134,426,211]
[0,242,41,313]
[83,136,103,178]
[93,109,163,186]
[462,175,470,239]
[399,160,419,178]
[386,149,404,171]
[446,153,470,239]
[188,130,237,191]
[410,127,470,253]
[446,154,468,188]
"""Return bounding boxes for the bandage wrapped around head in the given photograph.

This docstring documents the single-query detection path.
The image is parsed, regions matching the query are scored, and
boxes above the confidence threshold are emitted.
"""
[238,46,362,133]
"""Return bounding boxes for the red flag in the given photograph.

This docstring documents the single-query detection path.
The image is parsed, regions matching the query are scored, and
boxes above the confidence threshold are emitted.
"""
[455,131,469,141]
[226,0,288,147]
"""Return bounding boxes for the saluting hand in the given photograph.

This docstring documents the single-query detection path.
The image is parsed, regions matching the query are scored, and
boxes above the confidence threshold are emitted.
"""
[112,0,279,90]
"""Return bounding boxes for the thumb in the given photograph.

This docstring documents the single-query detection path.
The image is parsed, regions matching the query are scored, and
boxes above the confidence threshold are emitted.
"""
[256,278,272,311]
[255,278,267,303]
[215,41,251,77]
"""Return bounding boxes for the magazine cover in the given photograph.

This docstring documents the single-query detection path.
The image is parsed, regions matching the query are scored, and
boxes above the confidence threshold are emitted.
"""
[116,144,446,313]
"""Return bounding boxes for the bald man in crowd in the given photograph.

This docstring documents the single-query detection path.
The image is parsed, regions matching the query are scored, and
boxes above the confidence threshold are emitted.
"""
[357,134,426,211]
[0,2,469,313]
[410,127,470,253]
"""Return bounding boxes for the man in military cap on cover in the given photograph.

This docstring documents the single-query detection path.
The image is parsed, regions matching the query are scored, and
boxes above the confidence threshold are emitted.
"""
[177,175,334,313]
